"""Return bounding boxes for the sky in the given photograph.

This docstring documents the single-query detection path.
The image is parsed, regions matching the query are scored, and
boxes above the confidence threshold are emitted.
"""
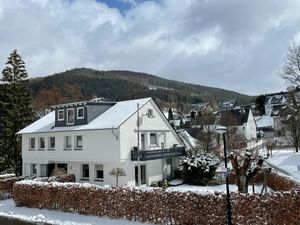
[0,0,300,96]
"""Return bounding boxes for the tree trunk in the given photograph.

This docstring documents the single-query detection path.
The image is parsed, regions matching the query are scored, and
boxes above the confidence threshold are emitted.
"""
[116,175,119,187]
[237,175,248,193]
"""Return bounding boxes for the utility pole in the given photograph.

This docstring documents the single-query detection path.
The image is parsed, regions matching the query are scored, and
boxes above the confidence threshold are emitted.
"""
[137,103,141,186]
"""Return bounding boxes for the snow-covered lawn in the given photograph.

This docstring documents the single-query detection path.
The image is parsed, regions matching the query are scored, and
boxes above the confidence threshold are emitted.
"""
[168,183,268,194]
[267,149,300,181]
[0,199,152,225]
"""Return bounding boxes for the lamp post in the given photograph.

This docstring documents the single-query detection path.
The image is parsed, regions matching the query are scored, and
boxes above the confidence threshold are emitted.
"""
[216,126,232,225]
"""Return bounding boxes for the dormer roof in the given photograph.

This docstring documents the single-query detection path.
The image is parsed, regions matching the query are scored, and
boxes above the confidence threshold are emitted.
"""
[18,97,151,134]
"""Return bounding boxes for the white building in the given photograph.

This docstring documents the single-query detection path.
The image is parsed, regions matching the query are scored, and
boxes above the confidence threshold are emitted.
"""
[18,98,185,186]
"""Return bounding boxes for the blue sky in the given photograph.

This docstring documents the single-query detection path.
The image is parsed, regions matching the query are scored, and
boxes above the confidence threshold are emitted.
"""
[0,0,300,95]
[97,0,132,12]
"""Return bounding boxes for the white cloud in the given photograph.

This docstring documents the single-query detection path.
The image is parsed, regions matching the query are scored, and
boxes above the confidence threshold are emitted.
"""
[0,0,300,94]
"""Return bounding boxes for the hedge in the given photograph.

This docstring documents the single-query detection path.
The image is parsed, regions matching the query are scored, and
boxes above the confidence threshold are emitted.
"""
[13,180,300,225]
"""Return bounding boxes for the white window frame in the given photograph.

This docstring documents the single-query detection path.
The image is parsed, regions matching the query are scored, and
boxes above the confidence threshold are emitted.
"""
[67,108,75,125]
[150,133,158,146]
[75,135,83,149]
[94,164,104,181]
[39,137,45,150]
[58,109,64,121]
[29,137,35,150]
[64,136,72,150]
[48,137,55,150]
[77,107,84,119]
[81,164,89,180]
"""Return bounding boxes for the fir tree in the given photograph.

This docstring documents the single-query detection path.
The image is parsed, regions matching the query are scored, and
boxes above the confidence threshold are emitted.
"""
[0,50,32,175]
[168,108,174,120]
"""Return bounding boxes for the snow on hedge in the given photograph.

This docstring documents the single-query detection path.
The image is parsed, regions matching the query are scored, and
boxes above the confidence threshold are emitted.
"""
[0,174,16,179]
[179,153,220,172]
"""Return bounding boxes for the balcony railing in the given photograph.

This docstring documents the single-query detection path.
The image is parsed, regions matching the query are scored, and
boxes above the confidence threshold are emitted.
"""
[131,146,186,161]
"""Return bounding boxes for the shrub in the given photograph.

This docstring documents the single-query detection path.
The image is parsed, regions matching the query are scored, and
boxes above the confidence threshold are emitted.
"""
[179,152,220,185]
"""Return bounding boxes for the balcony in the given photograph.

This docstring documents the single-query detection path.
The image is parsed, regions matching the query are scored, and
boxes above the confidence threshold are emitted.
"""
[131,146,186,161]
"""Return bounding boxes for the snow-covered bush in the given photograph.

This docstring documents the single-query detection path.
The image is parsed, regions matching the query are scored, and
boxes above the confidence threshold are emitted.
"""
[179,152,220,185]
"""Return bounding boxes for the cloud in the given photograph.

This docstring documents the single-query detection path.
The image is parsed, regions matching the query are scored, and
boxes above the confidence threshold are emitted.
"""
[0,0,300,95]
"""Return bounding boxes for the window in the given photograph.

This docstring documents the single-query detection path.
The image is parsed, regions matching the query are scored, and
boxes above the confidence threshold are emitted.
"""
[148,109,153,118]
[77,107,84,119]
[64,136,72,149]
[82,164,89,179]
[150,133,157,145]
[39,137,45,149]
[29,138,35,149]
[58,110,64,121]
[40,164,47,177]
[67,108,75,125]
[31,164,37,176]
[95,164,104,180]
[48,137,55,149]
[75,136,83,149]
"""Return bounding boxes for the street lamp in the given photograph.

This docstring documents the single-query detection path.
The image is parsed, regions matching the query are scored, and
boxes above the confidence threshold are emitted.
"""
[216,126,232,225]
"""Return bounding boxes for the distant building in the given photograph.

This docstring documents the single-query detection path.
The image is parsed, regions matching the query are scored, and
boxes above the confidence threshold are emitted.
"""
[219,99,239,111]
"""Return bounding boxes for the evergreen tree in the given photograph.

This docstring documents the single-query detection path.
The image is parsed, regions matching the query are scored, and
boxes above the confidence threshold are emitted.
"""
[0,50,32,175]
[168,108,174,120]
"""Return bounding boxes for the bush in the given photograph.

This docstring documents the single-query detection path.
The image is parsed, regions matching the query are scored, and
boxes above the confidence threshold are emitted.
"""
[179,152,220,185]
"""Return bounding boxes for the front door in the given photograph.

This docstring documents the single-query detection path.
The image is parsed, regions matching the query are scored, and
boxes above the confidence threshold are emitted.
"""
[135,165,146,186]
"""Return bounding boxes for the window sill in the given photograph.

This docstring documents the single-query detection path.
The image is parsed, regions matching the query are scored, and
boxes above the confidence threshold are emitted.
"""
[80,178,90,181]
[37,148,45,151]
[28,149,35,151]
[63,148,72,151]
[94,179,104,182]
[74,148,83,150]
[48,148,55,151]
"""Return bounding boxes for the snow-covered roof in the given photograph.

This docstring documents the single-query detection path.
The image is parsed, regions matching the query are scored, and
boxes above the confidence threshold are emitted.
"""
[18,98,151,134]
[177,129,199,149]
[255,116,273,128]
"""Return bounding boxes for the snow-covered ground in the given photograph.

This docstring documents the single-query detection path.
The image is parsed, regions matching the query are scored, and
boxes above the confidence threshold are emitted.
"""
[168,183,268,194]
[0,199,152,225]
[267,149,300,181]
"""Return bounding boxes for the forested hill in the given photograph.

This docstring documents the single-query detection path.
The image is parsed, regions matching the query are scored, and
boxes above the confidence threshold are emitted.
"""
[28,68,254,111]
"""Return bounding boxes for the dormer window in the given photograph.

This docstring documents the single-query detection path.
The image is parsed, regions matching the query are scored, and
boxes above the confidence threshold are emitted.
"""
[77,107,84,119]
[67,108,75,125]
[58,110,64,121]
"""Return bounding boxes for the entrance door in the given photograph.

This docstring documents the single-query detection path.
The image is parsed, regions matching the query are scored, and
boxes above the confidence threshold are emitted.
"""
[135,165,146,186]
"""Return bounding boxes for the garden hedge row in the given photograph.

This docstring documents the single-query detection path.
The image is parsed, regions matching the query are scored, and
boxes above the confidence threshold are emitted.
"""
[13,180,300,225]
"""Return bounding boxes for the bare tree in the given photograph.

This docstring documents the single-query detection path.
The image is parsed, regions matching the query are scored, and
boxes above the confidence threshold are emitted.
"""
[281,42,300,86]
[229,149,264,193]
[109,168,126,187]
[197,112,217,153]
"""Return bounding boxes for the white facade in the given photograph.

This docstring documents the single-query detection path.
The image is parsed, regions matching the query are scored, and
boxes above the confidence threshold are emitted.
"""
[19,98,184,186]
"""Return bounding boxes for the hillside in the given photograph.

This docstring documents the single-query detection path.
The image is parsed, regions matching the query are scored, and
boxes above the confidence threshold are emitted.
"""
[28,68,254,111]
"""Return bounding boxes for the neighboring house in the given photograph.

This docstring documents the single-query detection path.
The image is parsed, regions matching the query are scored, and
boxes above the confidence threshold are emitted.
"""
[219,109,257,141]
[264,92,288,116]
[255,116,274,139]
[169,118,191,129]
[219,99,239,111]
[191,102,213,113]
[18,98,185,186]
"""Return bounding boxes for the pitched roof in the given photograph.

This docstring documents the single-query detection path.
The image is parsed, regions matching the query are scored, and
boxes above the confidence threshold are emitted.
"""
[18,98,151,134]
